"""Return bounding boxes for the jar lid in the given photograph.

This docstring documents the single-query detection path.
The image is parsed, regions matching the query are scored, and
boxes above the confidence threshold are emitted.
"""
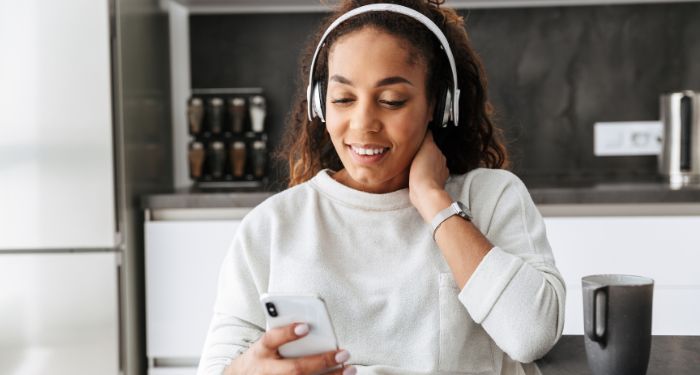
[250,96,265,105]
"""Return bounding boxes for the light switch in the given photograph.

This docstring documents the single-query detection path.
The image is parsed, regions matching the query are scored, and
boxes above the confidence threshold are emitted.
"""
[593,121,663,156]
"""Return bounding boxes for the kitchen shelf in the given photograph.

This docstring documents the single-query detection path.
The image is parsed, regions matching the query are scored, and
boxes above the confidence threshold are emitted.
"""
[162,0,700,13]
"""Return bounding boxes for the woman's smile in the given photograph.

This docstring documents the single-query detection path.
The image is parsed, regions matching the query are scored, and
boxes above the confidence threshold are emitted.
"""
[346,144,391,165]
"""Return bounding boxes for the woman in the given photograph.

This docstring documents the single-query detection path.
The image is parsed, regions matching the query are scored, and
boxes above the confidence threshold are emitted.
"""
[198,1,565,374]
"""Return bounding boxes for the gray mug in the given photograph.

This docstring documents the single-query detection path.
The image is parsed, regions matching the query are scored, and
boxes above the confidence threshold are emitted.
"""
[582,274,654,375]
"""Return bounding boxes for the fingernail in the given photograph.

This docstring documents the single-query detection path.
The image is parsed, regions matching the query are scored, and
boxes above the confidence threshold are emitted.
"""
[335,349,350,363]
[342,366,357,375]
[294,323,309,336]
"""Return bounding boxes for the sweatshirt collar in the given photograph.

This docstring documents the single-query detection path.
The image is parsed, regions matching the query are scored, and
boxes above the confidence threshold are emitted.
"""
[310,169,414,211]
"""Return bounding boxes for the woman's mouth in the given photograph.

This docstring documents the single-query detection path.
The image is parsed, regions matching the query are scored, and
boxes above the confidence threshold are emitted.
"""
[347,145,390,165]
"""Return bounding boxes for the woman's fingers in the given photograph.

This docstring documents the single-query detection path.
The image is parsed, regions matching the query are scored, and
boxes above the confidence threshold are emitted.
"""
[278,349,352,375]
[328,365,357,375]
[258,322,309,355]
[254,322,354,375]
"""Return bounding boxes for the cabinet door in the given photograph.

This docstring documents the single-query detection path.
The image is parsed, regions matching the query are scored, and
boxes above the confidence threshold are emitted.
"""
[145,220,241,362]
[544,216,700,335]
[0,252,120,375]
[0,0,116,250]
[148,369,197,375]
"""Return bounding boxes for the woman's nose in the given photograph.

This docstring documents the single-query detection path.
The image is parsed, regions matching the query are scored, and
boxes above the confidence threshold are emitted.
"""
[349,98,381,133]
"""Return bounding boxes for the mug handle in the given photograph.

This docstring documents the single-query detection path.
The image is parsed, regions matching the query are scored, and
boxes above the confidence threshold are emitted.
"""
[584,286,607,343]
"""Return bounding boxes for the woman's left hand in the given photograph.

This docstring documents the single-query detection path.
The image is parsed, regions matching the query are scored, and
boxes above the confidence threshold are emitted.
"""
[408,131,452,222]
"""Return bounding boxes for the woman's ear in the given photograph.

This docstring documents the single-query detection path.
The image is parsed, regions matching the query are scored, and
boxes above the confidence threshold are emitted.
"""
[426,98,437,127]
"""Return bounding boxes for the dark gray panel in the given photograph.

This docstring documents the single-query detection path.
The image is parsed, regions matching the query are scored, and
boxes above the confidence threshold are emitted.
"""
[190,3,700,185]
[191,13,323,188]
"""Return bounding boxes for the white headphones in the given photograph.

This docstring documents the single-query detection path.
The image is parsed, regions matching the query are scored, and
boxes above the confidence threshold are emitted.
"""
[306,3,461,127]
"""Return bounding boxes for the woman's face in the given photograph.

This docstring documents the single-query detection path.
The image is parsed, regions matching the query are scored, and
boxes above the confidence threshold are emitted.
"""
[325,27,433,194]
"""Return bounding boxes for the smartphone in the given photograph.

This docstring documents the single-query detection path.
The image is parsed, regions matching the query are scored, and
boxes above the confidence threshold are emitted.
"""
[260,293,339,358]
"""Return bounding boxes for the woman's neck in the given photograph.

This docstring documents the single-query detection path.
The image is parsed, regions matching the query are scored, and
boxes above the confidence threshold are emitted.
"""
[331,168,409,194]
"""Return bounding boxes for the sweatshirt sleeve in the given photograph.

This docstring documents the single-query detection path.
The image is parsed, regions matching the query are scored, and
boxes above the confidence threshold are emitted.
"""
[196,314,263,375]
[196,212,271,375]
[457,171,566,363]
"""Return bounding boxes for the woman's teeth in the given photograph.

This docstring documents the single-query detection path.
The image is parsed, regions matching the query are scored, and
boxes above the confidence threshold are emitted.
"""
[351,146,387,156]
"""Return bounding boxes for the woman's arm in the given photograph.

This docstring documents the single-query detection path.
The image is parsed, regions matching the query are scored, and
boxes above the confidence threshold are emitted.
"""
[415,177,565,363]
[408,132,492,288]
[409,133,565,363]
[413,188,492,288]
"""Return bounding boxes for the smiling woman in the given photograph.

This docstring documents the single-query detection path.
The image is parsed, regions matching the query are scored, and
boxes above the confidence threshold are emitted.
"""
[197,1,565,375]
[279,0,509,189]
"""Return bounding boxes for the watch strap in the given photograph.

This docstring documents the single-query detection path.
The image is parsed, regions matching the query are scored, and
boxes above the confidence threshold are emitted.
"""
[430,201,471,240]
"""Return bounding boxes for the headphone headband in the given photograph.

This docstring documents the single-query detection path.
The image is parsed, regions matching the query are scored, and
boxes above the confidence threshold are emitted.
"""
[306,3,461,126]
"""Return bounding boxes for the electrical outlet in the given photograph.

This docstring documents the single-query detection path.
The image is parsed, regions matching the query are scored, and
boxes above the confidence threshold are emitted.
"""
[593,121,663,156]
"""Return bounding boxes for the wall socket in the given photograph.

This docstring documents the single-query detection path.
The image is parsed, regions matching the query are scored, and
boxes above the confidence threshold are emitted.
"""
[593,121,663,156]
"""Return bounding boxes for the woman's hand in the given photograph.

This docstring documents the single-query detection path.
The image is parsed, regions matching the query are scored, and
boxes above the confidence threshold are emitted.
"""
[409,131,452,222]
[226,323,355,375]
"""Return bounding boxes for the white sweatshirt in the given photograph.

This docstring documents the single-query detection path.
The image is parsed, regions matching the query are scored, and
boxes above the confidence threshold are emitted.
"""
[197,168,566,375]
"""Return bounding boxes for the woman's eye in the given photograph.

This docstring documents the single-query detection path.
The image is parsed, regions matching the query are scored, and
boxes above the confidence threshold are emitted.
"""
[331,98,353,105]
[379,99,407,108]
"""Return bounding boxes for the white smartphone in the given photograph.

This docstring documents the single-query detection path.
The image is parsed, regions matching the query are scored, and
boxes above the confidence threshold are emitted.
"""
[260,293,339,358]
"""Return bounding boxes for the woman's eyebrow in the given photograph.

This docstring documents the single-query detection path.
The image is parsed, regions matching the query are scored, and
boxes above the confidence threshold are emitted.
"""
[329,74,353,85]
[329,74,414,87]
[375,76,413,87]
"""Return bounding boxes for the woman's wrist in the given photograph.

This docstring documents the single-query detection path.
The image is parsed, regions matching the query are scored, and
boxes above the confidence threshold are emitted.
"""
[411,187,452,223]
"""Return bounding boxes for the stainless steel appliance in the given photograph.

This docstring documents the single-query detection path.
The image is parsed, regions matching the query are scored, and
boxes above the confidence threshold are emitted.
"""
[659,90,700,186]
[0,1,121,374]
[0,0,175,373]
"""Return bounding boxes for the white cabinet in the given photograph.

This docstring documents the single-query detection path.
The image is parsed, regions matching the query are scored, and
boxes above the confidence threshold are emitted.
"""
[148,369,197,375]
[544,215,700,335]
[0,0,116,250]
[0,252,120,375]
[145,214,247,373]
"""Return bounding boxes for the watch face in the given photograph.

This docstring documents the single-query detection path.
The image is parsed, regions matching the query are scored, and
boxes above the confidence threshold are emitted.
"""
[455,201,472,220]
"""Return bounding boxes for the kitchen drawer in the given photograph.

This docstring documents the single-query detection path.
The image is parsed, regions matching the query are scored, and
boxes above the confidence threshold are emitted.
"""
[145,219,242,359]
[544,216,700,335]
[545,216,700,286]
[148,368,197,375]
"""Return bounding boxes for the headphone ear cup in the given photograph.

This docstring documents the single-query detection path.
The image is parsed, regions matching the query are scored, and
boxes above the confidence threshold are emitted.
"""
[318,79,327,120]
[311,80,327,122]
[442,89,452,127]
[432,86,448,128]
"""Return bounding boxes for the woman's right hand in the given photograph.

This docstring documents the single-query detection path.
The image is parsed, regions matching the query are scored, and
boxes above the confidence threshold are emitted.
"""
[226,323,355,375]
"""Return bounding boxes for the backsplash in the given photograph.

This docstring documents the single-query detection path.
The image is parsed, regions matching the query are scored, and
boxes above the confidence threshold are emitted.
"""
[190,2,700,186]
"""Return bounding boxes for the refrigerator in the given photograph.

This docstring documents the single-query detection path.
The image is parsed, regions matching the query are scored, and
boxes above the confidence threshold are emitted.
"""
[1,0,131,374]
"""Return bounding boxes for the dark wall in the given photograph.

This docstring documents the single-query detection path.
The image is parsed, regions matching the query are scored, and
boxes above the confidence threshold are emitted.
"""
[190,3,700,184]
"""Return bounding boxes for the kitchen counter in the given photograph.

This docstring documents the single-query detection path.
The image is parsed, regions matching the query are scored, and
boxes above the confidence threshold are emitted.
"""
[536,335,700,374]
[142,189,276,210]
[524,179,700,205]
[141,179,700,210]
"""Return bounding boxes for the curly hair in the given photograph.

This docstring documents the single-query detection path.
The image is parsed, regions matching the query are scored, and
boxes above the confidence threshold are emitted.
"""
[278,0,509,187]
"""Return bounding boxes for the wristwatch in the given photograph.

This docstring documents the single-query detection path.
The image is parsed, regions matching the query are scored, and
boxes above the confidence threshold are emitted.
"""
[430,201,472,240]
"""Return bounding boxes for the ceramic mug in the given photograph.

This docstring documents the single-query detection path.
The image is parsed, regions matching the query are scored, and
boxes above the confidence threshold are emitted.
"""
[582,274,654,375]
